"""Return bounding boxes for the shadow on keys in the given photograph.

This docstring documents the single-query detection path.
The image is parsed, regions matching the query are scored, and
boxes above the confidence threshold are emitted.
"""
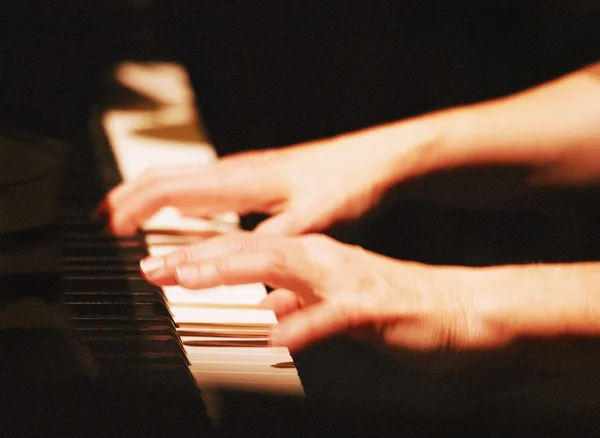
[4,118,600,437]
[0,131,98,436]
[0,131,212,437]
[214,335,600,437]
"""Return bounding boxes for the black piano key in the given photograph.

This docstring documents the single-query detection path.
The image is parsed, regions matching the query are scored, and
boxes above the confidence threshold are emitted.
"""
[73,327,181,347]
[69,316,177,331]
[62,291,167,306]
[62,256,143,268]
[81,335,187,357]
[59,219,142,240]
[62,252,147,263]
[61,243,147,258]
[94,352,190,371]
[38,134,214,435]
[61,264,142,275]
[73,326,182,347]
[64,235,143,247]
[61,275,158,293]
[98,349,189,367]
[67,301,171,319]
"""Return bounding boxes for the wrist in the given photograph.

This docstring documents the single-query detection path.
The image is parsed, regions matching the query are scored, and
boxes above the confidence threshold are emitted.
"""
[363,107,480,189]
[432,265,532,347]
[348,116,447,191]
[466,265,588,341]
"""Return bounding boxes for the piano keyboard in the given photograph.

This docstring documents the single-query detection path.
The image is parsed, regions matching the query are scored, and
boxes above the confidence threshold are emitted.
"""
[99,62,304,400]
[60,139,214,436]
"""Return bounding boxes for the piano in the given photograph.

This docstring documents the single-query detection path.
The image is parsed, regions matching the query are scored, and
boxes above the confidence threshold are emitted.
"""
[4,4,600,433]
[0,62,305,437]
[99,63,600,437]
[1,131,214,436]
[101,62,304,396]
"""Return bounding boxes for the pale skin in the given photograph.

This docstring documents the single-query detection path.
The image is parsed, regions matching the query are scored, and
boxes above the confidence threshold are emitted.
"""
[139,231,600,356]
[98,62,600,355]
[96,62,600,235]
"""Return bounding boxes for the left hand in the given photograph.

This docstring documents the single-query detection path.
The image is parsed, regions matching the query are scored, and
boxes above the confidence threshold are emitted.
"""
[139,232,507,354]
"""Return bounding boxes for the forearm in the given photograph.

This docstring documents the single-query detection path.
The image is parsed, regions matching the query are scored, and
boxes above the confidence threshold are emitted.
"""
[469,262,600,339]
[429,63,600,185]
[342,62,600,188]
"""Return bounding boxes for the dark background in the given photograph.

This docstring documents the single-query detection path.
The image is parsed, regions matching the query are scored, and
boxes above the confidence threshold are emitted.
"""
[2,1,600,435]
[3,1,600,265]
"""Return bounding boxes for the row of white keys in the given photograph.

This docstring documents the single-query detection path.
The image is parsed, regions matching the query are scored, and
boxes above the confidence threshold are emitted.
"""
[101,61,304,396]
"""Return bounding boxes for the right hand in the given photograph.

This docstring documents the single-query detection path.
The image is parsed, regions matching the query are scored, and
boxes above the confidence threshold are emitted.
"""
[138,232,500,356]
[95,129,425,236]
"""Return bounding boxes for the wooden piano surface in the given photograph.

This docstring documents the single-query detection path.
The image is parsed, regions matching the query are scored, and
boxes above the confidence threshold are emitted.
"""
[100,61,305,406]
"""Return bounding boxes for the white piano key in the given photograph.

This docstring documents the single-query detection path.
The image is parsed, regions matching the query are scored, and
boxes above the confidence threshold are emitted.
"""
[190,361,297,374]
[178,326,270,337]
[163,284,266,307]
[191,370,303,392]
[143,207,239,236]
[185,345,304,393]
[171,306,276,326]
[103,113,214,181]
[102,60,304,397]
[115,61,197,107]
[184,345,293,357]
[189,354,302,393]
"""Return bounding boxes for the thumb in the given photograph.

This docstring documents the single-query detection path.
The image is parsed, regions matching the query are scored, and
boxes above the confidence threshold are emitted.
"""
[258,288,301,318]
[272,302,364,352]
[253,210,314,236]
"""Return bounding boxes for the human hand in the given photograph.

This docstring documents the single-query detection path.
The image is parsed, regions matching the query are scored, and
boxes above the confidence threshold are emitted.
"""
[94,123,432,236]
[138,232,507,354]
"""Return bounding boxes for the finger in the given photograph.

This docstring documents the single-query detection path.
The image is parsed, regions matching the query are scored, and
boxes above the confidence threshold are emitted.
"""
[271,302,368,353]
[94,166,186,220]
[258,288,301,318]
[140,245,197,285]
[140,232,269,279]
[254,205,334,236]
[169,242,315,295]
[107,173,206,235]
[106,167,284,235]
[172,250,297,290]
[254,211,309,236]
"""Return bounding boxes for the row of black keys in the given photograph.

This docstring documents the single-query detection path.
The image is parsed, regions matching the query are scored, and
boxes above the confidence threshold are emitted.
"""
[60,217,191,370]
[56,213,216,435]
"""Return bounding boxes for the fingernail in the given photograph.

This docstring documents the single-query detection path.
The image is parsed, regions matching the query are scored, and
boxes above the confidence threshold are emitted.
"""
[140,257,164,274]
[175,266,199,285]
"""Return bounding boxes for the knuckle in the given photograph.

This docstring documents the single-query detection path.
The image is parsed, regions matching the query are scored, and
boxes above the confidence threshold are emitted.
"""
[304,232,331,244]
[145,180,171,209]
[112,212,134,235]
[171,245,194,265]
[139,167,160,183]
[155,188,171,207]
[211,258,230,277]
[267,246,289,272]
[346,242,367,254]
[142,170,178,207]
[298,233,327,253]
[225,237,250,254]
[326,301,355,330]
[298,233,340,264]
[343,243,369,265]
[332,299,352,318]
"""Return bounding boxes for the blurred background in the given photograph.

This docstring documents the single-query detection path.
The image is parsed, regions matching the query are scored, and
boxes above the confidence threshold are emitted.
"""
[2,0,600,266]
[1,2,600,435]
